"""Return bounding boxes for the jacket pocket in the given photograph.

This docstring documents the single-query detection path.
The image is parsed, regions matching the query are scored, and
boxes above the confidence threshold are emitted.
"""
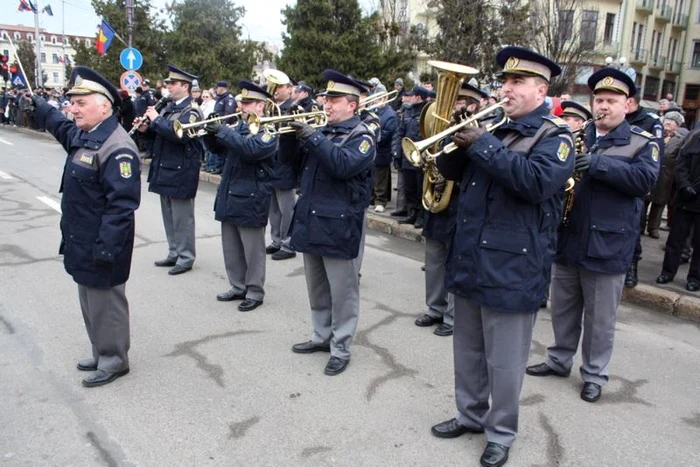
[476,228,530,290]
[307,204,351,246]
[156,156,184,187]
[226,183,257,218]
[587,222,628,259]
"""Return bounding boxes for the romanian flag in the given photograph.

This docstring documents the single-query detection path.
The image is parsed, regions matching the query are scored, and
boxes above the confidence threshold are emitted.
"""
[96,20,116,56]
[18,0,37,12]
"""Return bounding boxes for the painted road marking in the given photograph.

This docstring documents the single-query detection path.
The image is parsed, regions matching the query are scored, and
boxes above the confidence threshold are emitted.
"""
[0,171,14,180]
[0,137,13,145]
[36,196,62,213]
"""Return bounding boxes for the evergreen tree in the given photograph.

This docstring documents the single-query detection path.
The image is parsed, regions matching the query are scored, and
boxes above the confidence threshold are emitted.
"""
[71,0,167,85]
[278,0,388,89]
[166,0,270,88]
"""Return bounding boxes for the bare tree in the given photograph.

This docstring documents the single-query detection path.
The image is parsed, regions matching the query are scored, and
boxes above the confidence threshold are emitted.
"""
[527,0,598,95]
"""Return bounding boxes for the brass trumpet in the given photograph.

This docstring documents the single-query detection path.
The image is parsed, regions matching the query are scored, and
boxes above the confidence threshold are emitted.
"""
[173,112,243,139]
[359,90,399,111]
[247,110,328,135]
[402,99,509,166]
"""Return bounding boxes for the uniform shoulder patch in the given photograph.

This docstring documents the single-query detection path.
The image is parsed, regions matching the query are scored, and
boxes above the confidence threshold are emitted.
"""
[650,142,660,162]
[359,137,372,154]
[543,115,569,128]
[368,122,379,134]
[631,126,653,139]
[557,138,572,162]
[119,159,133,179]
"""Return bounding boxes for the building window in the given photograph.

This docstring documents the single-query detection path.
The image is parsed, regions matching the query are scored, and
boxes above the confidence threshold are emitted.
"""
[644,76,660,99]
[64,54,70,64]
[27,33,33,42]
[635,24,644,52]
[1,31,6,40]
[581,10,598,48]
[40,52,46,63]
[603,13,616,43]
[559,10,574,41]
[51,36,57,44]
[2,49,8,58]
[685,84,699,100]
[52,53,59,64]
[692,41,700,67]
[53,72,59,83]
[40,35,45,42]
[85,39,91,47]
[14,33,20,40]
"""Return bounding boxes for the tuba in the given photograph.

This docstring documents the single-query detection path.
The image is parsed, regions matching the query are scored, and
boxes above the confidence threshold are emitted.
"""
[262,69,290,117]
[560,114,602,228]
[405,60,478,213]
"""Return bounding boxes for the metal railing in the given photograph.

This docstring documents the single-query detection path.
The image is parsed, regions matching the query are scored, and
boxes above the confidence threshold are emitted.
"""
[656,4,673,21]
[649,55,667,69]
[636,0,653,12]
[672,13,689,28]
[667,60,682,73]
[629,48,649,63]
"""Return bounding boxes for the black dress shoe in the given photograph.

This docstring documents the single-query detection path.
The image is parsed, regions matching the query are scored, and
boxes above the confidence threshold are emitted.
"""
[324,356,349,376]
[216,289,246,301]
[154,258,177,267]
[265,244,280,254]
[525,362,570,377]
[656,273,672,284]
[168,264,192,276]
[81,368,130,388]
[686,281,700,292]
[581,382,602,402]
[238,299,262,312]
[480,442,510,467]
[271,250,296,260]
[398,215,417,225]
[434,323,454,336]
[414,314,443,327]
[390,209,408,217]
[431,418,484,438]
[77,358,97,372]
[292,340,331,354]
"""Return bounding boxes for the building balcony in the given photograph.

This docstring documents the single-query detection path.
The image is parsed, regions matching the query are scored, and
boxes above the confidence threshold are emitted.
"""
[649,55,666,70]
[629,48,649,64]
[672,13,688,29]
[656,4,673,22]
[667,60,682,74]
[636,0,653,13]
[595,41,619,56]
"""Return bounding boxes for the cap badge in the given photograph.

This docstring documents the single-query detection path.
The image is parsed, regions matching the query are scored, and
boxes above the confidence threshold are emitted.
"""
[505,57,519,70]
[602,76,615,86]
[241,89,249,97]
[328,80,336,90]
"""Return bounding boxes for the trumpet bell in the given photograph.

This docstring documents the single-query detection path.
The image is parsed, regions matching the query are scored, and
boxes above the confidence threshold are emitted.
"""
[401,138,423,168]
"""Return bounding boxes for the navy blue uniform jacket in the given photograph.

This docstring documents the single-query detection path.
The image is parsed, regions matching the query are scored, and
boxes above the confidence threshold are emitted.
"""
[375,105,398,167]
[437,103,574,313]
[556,120,659,274]
[36,103,141,289]
[213,121,277,227]
[146,97,202,199]
[284,116,376,259]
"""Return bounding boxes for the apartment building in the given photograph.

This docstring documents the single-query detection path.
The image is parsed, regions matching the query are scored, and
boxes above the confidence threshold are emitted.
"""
[381,0,700,127]
[0,24,92,88]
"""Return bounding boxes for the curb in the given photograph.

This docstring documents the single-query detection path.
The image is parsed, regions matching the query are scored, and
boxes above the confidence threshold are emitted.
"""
[196,170,700,323]
[5,125,56,141]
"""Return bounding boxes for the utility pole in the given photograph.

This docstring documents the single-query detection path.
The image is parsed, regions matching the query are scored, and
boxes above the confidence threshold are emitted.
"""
[62,0,66,85]
[33,0,43,87]
[126,0,134,48]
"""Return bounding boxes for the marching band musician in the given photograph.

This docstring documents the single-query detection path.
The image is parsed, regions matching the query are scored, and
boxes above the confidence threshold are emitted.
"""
[560,100,592,133]
[204,81,277,312]
[414,83,488,337]
[526,69,658,404]
[31,66,140,387]
[432,47,573,467]
[284,70,376,376]
[204,81,237,174]
[266,76,298,261]
[138,64,203,276]
[292,82,318,112]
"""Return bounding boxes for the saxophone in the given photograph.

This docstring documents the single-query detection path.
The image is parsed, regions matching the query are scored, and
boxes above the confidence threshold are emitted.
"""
[559,115,602,228]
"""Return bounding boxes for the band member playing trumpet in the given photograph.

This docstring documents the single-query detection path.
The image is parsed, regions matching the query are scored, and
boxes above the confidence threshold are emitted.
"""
[285,70,376,376]
[201,81,277,312]
[431,47,573,467]
[527,69,658,404]
[138,64,203,276]
[415,83,488,337]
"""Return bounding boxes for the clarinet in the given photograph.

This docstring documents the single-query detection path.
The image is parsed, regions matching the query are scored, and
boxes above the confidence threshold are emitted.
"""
[128,96,171,136]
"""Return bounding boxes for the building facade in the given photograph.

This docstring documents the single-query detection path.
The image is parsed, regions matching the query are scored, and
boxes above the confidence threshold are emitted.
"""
[0,24,92,88]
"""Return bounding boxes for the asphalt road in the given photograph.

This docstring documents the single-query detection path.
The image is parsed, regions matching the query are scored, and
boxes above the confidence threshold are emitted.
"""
[1,125,700,467]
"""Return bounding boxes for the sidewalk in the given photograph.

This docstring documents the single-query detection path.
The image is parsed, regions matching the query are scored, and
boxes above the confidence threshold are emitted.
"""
[6,124,699,321]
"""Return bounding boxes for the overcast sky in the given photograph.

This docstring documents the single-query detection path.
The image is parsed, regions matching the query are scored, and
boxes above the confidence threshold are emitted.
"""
[2,0,376,46]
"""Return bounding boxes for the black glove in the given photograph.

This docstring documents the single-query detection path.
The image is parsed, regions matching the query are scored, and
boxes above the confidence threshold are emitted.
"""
[203,120,222,135]
[574,153,592,172]
[287,121,316,140]
[452,126,486,149]
[681,186,698,200]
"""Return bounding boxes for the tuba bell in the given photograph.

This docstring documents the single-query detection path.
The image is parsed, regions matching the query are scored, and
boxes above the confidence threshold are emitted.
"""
[262,69,290,117]
[404,60,479,213]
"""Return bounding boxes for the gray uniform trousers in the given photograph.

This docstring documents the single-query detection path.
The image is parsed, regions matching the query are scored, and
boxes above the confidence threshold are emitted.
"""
[160,195,196,267]
[545,263,625,386]
[424,237,454,325]
[221,222,266,301]
[269,188,296,253]
[453,295,536,447]
[303,253,360,360]
[78,283,130,373]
